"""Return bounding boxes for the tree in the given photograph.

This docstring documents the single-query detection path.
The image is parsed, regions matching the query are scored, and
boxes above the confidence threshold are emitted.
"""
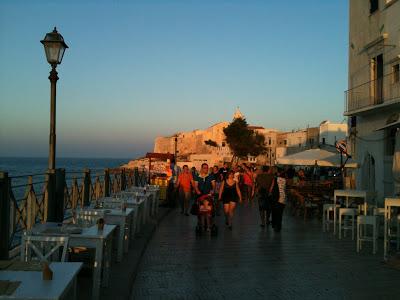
[223,117,267,163]
[204,139,218,147]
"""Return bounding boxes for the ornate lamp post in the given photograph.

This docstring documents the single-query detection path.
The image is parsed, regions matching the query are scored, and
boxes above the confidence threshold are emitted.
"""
[41,27,68,170]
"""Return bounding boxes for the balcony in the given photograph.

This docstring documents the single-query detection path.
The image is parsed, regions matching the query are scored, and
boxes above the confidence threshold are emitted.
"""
[344,72,400,115]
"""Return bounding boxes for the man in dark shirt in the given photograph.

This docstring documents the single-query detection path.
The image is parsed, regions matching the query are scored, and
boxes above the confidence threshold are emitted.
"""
[194,163,216,196]
[254,166,275,227]
[219,162,230,181]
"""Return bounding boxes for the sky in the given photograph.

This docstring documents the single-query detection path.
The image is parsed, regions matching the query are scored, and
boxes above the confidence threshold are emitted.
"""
[0,0,349,159]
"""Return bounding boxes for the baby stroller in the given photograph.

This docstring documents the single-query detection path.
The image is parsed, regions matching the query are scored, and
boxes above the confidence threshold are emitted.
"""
[194,194,218,236]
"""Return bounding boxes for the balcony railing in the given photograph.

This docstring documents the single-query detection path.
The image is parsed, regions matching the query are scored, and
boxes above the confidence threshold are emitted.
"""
[345,72,400,114]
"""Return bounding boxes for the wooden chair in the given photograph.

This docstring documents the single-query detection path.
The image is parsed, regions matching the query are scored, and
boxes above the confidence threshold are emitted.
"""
[21,235,69,262]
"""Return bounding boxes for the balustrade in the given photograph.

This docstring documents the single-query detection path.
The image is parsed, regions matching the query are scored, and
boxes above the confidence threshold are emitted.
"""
[0,167,147,259]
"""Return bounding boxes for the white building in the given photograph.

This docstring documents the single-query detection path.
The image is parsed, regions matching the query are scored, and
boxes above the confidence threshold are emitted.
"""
[345,0,400,202]
[319,120,347,146]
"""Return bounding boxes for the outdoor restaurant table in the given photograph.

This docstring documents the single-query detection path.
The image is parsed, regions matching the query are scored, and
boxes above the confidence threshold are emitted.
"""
[120,192,150,230]
[333,189,373,234]
[126,186,160,217]
[0,262,82,300]
[99,196,143,236]
[30,223,116,300]
[384,198,400,260]
[80,208,134,262]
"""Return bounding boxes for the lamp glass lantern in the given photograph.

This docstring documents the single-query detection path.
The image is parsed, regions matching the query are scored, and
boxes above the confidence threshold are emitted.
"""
[40,27,68,66]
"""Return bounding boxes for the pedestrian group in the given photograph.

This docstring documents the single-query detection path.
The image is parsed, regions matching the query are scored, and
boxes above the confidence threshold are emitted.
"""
[172,160,288,233]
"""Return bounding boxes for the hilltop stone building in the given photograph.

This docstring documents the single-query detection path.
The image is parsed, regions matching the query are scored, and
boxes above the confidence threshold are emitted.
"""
[153,108,347,170]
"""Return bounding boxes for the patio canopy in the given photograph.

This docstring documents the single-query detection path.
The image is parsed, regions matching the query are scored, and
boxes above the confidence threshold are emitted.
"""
[276,148,358,168]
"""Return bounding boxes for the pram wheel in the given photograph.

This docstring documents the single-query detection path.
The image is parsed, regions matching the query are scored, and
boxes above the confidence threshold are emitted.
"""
[211,224,218,236]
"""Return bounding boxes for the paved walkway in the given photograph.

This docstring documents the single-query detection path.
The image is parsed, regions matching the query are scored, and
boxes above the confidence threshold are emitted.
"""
[131,203,400,299]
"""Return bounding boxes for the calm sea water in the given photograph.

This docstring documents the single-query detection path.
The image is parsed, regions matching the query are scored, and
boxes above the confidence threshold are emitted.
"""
[0,157,130,177]
[0,157,131,200]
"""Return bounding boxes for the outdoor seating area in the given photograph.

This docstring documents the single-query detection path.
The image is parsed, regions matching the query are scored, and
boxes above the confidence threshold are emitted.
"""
[319,190,400,259]
[287,178,341,220]
[0,185,160,300]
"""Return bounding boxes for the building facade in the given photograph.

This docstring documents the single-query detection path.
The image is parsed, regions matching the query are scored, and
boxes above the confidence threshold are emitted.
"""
[153,109,346,169]
[319,120,348,146]
[346,0,400,202]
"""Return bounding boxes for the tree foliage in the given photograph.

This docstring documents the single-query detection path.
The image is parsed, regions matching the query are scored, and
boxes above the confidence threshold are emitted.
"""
[223,117,267,160]
[204,139,218,147]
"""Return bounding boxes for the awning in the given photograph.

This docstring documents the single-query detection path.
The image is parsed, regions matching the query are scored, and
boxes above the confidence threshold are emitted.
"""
[145,152,175,160]
[375,113,400,131]
[276,148,358,168]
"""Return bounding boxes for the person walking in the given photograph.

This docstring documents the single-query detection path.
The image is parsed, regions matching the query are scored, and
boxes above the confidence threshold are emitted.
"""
[219,170,242,230]
[175,165,194,216]
[253,166,275,227]
[212,165,222,216]
[242,163,254,205]
[194,163,216,197]
[219,162,230,180]
[272,168,286,232]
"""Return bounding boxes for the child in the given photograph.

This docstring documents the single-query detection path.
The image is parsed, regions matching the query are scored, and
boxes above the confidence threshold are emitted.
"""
[199,197,212,231]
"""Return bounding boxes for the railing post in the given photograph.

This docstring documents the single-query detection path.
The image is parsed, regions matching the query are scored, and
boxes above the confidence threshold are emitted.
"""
[121,169,126,191]
[104,168,110,197]
[46,169,57,222]
[55,169,65,222]
[0,172,10,259]
[134,167,139,187]
[83,169,91,207]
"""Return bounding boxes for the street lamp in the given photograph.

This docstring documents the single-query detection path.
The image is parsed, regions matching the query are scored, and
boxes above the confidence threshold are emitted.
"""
[41,27,68,170]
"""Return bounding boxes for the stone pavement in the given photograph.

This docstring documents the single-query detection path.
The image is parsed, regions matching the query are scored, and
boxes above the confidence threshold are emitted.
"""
[131,203,400,300]
[74,207,172,300]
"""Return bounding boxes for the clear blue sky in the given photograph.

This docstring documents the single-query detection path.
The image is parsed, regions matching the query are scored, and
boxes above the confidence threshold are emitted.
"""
[0,0,348,159]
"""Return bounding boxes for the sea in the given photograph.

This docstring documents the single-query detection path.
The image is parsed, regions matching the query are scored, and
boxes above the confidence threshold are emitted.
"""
[0,157,131,200]
[0,157,130,177]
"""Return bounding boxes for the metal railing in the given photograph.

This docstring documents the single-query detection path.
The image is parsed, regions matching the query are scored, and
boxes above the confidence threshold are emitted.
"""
[345,72,400,114]
[8,175,49,251]
[0,167,148,259]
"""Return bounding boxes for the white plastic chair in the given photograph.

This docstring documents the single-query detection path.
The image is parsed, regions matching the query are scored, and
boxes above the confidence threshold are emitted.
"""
[322,204,340,232]
[338,208,357,239]
[357,215,378,254]
[21,235,69,262]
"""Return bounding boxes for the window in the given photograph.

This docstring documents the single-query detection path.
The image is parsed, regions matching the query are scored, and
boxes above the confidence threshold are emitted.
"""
[222,142,225,147]
[393,64,399,84]
[284,140,287,146]
[370,0,379,14]
[322,138,326,145]
[268,138,271,145]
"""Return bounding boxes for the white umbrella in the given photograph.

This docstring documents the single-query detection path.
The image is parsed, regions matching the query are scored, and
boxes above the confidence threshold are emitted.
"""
[276,148,357,168]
